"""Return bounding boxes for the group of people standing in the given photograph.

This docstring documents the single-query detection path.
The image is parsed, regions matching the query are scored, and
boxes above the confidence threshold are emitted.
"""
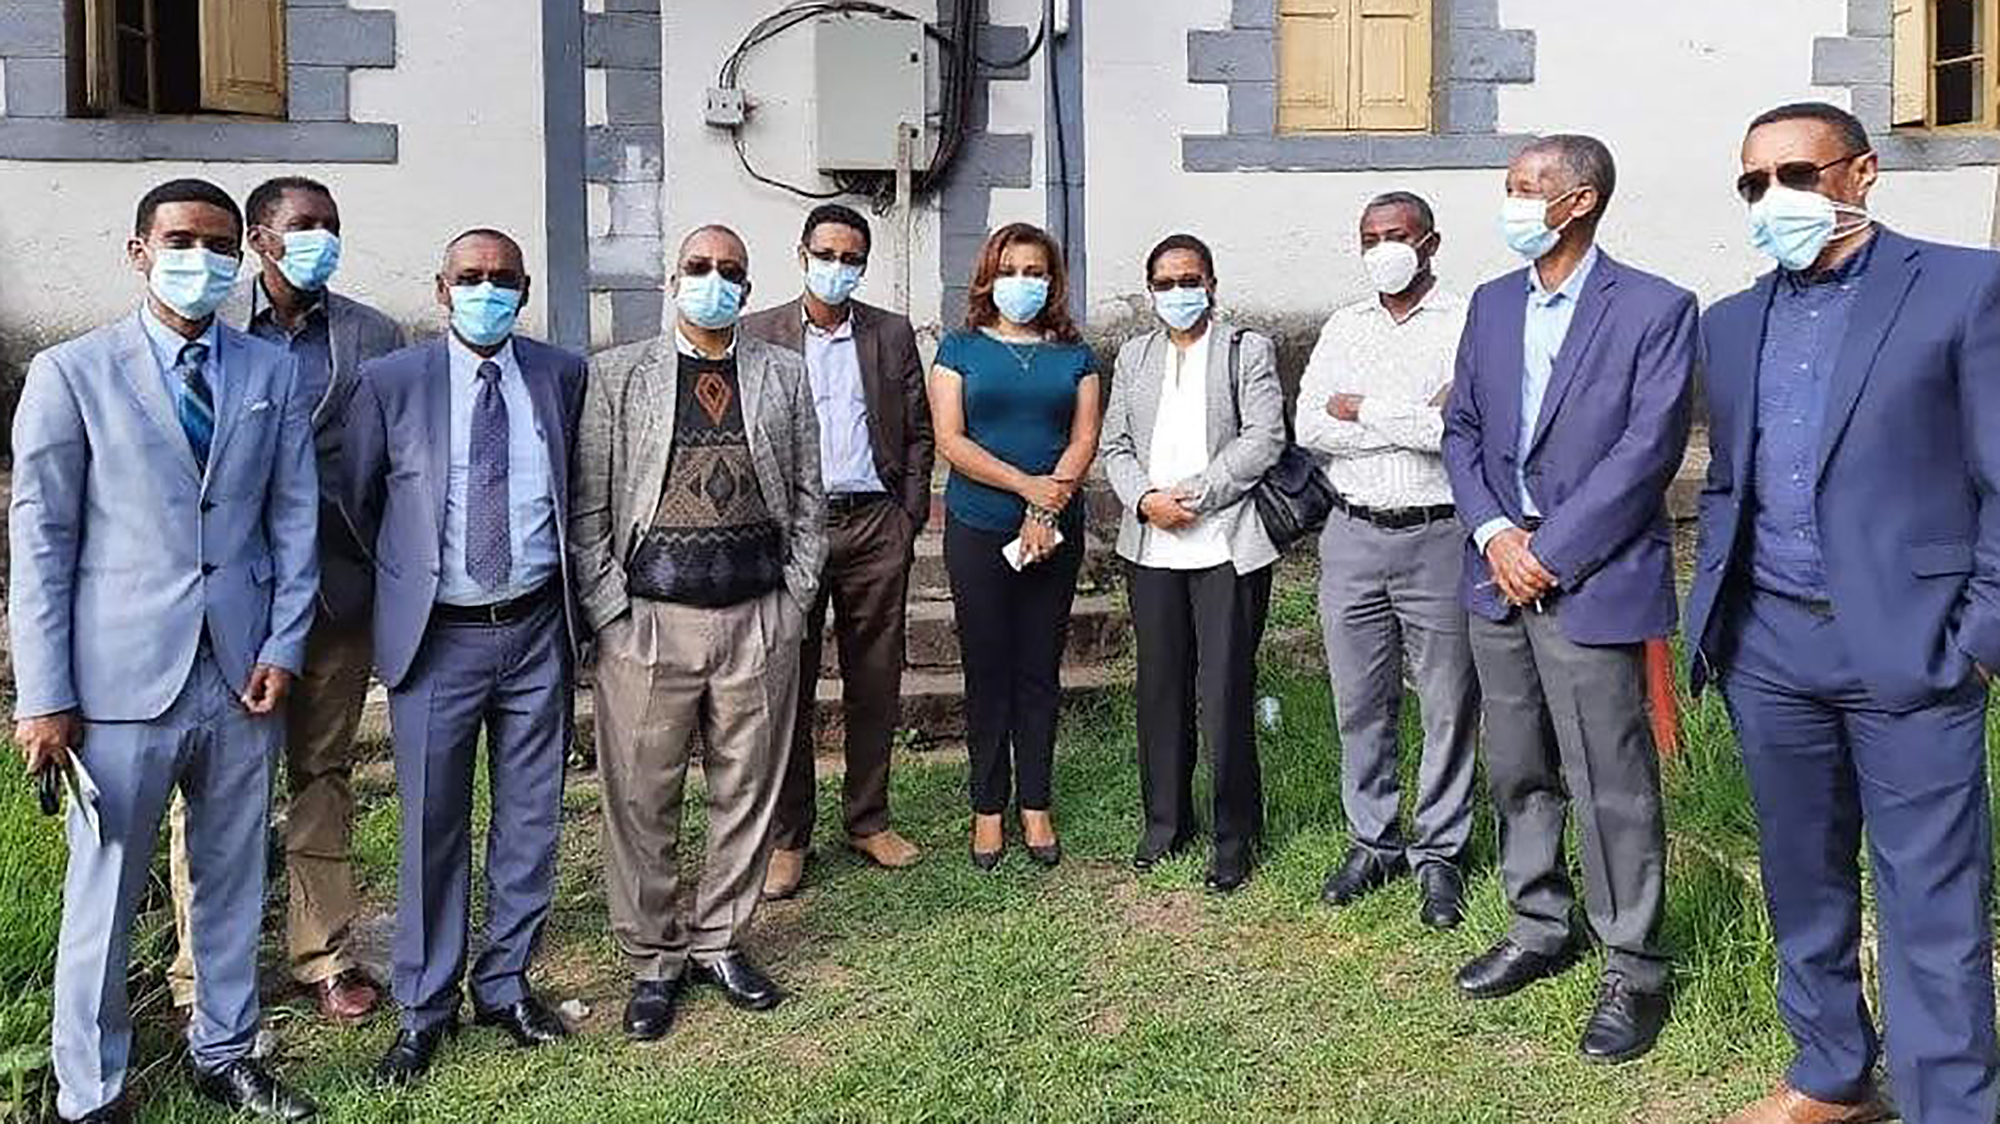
[9,95,2000,1124]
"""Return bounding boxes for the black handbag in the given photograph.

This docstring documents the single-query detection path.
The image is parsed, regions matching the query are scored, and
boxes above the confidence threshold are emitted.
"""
[1226,328,1335,551]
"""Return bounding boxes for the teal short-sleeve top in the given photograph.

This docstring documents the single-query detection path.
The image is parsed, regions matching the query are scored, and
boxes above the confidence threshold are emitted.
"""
[935,329,1095,534]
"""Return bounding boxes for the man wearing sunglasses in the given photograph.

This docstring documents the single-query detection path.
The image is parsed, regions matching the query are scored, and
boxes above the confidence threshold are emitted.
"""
[740,203,934,900]
[1442,134,1696,1065]
[1687,101,2000,1124]
[571,224,824,1041]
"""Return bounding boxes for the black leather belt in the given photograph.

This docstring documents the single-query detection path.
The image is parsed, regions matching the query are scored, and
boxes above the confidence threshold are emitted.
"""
[1336,496,1456,531]
[826,491,891,513]
[434,582,553,626]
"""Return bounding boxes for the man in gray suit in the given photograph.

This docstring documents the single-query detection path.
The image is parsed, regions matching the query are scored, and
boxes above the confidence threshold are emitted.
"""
[344,229,587,1083]
[10,178,321,1122]
[571,224,824,1042]
[167,174,405,1023]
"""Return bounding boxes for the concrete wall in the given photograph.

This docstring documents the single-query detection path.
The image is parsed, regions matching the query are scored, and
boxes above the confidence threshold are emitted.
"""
[1083,0,2000,354]
[0,0,551,374]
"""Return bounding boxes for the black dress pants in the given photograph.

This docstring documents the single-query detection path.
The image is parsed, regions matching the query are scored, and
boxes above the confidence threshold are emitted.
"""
[944,517,1084,814]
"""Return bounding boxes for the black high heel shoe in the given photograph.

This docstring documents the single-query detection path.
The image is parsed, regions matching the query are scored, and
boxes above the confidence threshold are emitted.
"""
[1025,838,1062,867]
[970,840,1005,871]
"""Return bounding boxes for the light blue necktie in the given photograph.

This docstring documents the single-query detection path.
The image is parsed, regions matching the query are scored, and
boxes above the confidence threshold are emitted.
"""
[174,341,214,470]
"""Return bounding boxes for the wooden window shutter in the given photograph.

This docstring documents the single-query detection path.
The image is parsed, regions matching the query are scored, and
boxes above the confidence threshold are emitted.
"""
[1351,0,1431,131]
[199,0,287,117]
[1279,0,1351,132]
[1891,0,1929,126]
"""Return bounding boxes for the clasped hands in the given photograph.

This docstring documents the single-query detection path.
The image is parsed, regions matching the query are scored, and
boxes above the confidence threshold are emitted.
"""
[1483,528,1559,608]
[1016,473,1079,566]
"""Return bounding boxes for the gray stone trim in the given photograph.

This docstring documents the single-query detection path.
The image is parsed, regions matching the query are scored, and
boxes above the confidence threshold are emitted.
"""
[0,0,398,162]
[1184,0,1535,172]
[938,4,1036,328]
[543,0,590,355]
[1815,0,2000,167]
[582,1,664,348]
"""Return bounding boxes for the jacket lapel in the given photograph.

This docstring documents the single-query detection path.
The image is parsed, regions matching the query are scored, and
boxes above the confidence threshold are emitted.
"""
[1724,273,1778,487]
[1527,255,1619,457]
[852,303,898,471]
[1815,230,1920,481]
[1203,321,1236,453]
[1129,331,1165,458]
[630,340,677,526]
[200,325,255,492]
[519,344,569,524]
[114,312,202,481]
[319,292,361,431]
[739,336,771,484]
[423,338,452,539]
[1489,274,1529,471]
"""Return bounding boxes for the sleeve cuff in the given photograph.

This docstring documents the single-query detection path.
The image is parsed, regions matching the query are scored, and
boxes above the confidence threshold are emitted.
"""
[1471,517,1516,553]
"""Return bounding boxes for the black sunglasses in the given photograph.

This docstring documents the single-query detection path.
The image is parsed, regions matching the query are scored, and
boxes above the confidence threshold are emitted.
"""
[1146,276,1208,293]
[1736,151,1868,204]
[807,247,868,268]
[681,258,748,285]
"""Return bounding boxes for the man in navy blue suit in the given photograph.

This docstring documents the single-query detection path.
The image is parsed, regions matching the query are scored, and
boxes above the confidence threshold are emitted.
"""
[1688,102,2000,1124]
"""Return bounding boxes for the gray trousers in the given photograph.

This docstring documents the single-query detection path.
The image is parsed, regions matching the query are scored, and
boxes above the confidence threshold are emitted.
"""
[388,598,572,1031]
[1468,608,1670,992]
[52,654,277,1121]
[1317,512,1481,866]
[593,591,800,981]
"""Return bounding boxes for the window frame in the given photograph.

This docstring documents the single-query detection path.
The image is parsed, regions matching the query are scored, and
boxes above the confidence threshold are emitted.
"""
[1894,0,2000,132]
[1275,0,1435,136]
[76,0,288,119]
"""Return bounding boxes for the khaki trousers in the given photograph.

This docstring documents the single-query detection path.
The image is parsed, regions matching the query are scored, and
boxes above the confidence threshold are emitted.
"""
[168,619,374,1002]
[594,590,801,981]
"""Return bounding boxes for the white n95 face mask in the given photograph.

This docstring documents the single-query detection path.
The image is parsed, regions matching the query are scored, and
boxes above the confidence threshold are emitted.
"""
[1362,241,1421,295]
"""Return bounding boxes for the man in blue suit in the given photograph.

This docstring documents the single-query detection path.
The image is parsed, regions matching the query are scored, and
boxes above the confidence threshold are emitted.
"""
[9,179,321,1122]
[1689,102,2000,1124]
[344,229,587,1084]
[1442,135,1696,1064]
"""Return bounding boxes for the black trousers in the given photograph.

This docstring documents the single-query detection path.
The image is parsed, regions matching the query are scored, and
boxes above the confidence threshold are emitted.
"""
[944,516,1084,814]
[1127,562,1272,864]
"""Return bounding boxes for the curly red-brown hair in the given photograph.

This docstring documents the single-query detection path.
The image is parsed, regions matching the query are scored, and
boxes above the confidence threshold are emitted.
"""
[964,222,1081,343]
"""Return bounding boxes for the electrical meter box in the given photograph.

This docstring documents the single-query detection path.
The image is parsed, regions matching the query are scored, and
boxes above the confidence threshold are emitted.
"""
[814,15,927,173]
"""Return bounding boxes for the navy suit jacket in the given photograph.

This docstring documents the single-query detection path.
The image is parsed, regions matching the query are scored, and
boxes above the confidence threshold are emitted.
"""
[1686,229,2000,709]
[1443,251,1698,646]
[343,334,587,689]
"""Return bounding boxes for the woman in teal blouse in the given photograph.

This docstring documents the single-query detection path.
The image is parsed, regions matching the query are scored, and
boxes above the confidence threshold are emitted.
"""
[928,223,1101,870]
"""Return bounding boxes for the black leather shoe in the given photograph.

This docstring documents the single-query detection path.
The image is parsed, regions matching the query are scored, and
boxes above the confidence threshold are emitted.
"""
[1455,938,1580,999]
[1132,832,1194,872]
[374,1017,459,1085]
[1320,845,1408,906]
[622,976,684,1042]
[1204,855,1251,894]
[64,1101,130,1123]
[1580,974,1670,1063]
[473,994,569,1047]
[694,953,786,1011]
[1416,861,1466,930]
[189,1058,318,1120]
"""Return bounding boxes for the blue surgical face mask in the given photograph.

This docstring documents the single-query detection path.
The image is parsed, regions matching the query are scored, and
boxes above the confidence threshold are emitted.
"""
[149,247,241,320]
[1499,188,1581,261]
[804,257,864,306]
[450,282,523,347]
[1748,184,1871,273]
[993,275,1051,325]
[1152,286,1211,332]
[677,270,745,330]
[271,229,341,292]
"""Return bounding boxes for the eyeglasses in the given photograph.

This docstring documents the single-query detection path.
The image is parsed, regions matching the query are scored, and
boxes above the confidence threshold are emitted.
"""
[681,258,748,284]
[1735,151,1868,203]
[807,248,868,268]
[1147,276,1208,292]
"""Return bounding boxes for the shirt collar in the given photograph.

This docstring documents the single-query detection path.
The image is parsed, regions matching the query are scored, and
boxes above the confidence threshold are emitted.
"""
[801,303,856,341]
[140,303,220,364]
[1372,283,1462,322]
[250,275,328,329]
[1784,227,1878,291]
[676,323,737,359]
[447,331,518,381]
[1527,244,1599,307]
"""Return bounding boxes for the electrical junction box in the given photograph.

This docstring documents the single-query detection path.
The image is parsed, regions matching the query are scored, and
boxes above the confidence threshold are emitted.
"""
[814,15,926,173]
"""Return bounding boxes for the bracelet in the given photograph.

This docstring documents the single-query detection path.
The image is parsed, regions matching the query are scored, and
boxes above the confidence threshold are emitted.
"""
[1027,504,1059,527]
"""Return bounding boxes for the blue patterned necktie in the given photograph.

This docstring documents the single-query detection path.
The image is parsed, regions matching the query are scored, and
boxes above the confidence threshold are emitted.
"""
[465,360,512,591]
[174,340,214,470]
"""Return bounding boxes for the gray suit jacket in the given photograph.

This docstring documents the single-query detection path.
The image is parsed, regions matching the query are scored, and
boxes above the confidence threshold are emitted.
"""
[343,335,589,689]
[8,312,321,721]
[569,331,825,634]
[223,281,406,622]
[1100,320,1286,574]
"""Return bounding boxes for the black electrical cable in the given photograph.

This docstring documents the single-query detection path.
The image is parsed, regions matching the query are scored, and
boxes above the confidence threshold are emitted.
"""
[977,17,1046,70]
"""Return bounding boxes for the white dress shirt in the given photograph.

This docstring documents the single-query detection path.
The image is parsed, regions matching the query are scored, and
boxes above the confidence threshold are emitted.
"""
[803,309,887,495]
[438,334,558,606]
[1294,285,1466,509]
[1139,328,1232,570]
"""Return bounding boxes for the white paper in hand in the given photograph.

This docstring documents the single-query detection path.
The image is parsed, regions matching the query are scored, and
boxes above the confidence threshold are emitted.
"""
[1002,529,1064,572]
[63,753,103,843]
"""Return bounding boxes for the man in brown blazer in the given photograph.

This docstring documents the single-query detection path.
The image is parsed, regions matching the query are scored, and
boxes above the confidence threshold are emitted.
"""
[741,204,935,899]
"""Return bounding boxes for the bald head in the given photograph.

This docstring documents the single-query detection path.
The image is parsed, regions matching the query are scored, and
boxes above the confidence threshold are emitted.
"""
[676,224,749,277]
[436,227,529,321]
[443,228,524,275]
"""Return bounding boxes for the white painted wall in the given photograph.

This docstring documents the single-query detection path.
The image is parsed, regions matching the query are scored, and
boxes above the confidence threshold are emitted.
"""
[0,0,552,357]
[662,1,945,335]
[1082,0,2000,329]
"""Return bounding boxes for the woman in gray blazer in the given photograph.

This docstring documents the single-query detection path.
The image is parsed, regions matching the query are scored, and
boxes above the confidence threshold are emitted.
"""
[1100,234,1286,892]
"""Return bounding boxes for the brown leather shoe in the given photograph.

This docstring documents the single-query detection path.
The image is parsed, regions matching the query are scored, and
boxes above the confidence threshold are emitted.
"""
[763,848,807,900]
[313,969,381,1023]
[848,830,921,869]
[1720,1083,1894,1124]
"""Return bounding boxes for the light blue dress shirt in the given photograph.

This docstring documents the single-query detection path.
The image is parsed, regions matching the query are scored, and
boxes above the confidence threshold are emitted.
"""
[803,310,887,496]
[438,334,558,606]
[140,304,223,407]
[1472,245,1599,552]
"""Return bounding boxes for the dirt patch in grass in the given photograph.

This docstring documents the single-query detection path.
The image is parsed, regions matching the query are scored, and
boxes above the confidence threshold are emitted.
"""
[1105,877,1209,940]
